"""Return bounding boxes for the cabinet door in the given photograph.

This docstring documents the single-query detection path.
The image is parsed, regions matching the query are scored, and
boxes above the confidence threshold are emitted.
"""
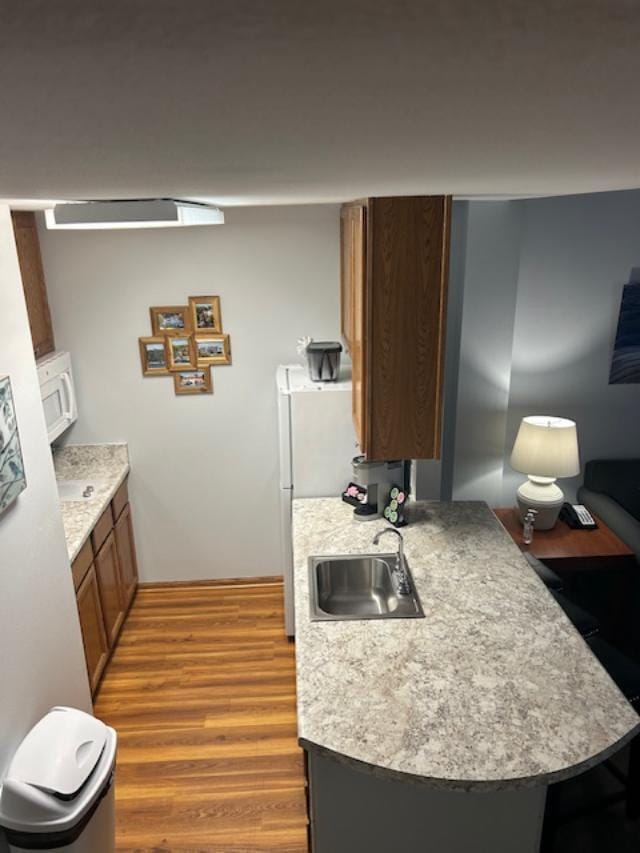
[365,196,451,460]
[11,211,55,359]
[349,206,367,451]
[94,530,125,647]
[340,207,355,351]
[114,503,139,612]
[76,565,109,696]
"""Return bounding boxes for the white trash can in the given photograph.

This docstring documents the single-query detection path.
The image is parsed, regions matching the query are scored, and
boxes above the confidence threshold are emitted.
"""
[0,706,116,852]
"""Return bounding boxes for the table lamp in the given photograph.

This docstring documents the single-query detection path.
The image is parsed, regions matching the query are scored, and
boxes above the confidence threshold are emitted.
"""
[509,416,580,530]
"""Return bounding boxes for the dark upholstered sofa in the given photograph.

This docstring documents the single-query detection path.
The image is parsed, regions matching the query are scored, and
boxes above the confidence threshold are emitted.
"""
[578,459,640,564]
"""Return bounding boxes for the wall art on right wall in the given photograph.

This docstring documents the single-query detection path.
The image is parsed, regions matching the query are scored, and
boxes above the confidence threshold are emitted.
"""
[610,282,640,384]
[0,376,27,514]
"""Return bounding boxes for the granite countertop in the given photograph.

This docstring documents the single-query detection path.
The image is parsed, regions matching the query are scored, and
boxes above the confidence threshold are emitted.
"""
[293,498,640,791]
[54,443,130,561]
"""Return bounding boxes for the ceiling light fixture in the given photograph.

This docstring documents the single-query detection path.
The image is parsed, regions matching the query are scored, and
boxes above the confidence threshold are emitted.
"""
[44,199,224,230]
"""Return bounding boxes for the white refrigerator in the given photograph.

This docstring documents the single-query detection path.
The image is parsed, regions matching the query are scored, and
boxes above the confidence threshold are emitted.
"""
[277,364,357,636]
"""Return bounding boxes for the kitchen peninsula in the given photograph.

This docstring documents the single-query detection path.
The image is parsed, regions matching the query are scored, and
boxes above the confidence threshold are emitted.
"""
[293,498,640,853]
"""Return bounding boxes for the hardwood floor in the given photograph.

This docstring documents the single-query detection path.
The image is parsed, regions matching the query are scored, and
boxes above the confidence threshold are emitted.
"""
[94,580,308,852]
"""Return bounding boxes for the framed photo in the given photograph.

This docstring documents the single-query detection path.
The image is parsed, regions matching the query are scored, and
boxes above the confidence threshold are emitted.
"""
[0,376,27,514]
[195,334,231,366]
[139,337,169,375]
[610,282,640,384]
[165,336,197,371]
[150,305,191,336]
[173,367,213,395]
[189,296,222,333]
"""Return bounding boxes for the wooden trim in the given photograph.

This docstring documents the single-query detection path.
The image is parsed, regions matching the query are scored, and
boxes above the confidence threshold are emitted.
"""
[91,505,113,554]
[71,538,94,590]
[339,206,350,351]
[165,334,198,371]
[172,364,213,394]
[111,478,129,523]
[139,336,170,376]
[11,211,55,359]
[432,195,452,458]
[195,332,231,366]
[189,295,223,334]
[149,305,191,336]
[139,575,283,591]
[363,198,374,457]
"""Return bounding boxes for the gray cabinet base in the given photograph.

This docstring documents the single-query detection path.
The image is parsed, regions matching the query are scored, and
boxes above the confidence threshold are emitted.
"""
[306,750,546,853]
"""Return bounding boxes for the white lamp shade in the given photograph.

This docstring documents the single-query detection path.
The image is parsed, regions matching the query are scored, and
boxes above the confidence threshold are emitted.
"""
[510,416,580,479]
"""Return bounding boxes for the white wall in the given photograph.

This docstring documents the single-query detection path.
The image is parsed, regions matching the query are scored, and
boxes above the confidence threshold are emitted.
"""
[41,205,341,582]
[0,206,90,832]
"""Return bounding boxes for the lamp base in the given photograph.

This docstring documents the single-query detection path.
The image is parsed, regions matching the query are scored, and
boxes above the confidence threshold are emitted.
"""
[516,478,564,530]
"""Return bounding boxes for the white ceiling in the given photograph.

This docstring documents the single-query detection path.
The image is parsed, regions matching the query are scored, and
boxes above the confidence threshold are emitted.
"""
[2,1,640,205]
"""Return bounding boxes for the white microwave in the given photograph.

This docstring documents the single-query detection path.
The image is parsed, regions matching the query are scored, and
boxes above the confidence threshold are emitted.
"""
[37,351,78,444]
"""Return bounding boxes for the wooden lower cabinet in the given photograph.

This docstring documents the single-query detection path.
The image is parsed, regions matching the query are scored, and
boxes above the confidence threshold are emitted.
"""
[76,565,109,694]
[115,503,139,611]
[71,478,139,697]
[94,530,126,647]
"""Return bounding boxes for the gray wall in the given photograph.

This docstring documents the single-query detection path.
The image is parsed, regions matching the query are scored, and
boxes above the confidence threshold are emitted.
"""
[0,205,91,826]
[502,190,640,503]
[451,190,640,507]
[41,205,341,582]
[450,201,523,505]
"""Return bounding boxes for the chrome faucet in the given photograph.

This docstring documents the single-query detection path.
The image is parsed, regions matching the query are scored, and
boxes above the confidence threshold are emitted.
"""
[372,527,411,595]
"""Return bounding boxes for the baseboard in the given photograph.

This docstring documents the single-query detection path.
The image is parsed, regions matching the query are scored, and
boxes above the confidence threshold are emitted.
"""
[139,575,283,591]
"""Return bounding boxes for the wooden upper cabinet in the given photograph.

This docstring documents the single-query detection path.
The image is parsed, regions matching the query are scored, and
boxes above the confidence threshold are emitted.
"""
[340,196,451,461]
[11,211,55,360]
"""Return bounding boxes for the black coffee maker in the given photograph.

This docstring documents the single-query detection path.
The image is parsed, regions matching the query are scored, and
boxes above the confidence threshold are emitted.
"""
[306,341,342,382]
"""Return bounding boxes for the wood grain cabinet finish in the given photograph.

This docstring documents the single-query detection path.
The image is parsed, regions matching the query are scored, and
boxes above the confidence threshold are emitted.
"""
[11,211,55,360]
[71,538,94,591]
[91,505,113,554]
[114,503,139,612]
[111,479,129,523]
[94,529,126,648]
[340,196,451,460]
[71,478,139,698]
[76,565,109,695]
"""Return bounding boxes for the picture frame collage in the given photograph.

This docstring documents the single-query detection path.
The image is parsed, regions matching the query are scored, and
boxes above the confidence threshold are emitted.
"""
[139,296,231,395]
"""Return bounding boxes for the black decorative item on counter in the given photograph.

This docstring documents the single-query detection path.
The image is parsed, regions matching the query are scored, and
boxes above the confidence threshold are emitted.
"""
[341,481,367,508]
[383,485,408,527]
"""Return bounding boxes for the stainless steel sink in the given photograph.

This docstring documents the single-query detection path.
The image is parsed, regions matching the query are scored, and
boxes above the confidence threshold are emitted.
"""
[309,554,424,621]
[57,479,106,502]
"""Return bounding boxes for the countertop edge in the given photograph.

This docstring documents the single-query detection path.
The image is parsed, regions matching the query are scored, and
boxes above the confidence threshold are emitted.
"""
[293,498,640,791]
[299,719,640,791]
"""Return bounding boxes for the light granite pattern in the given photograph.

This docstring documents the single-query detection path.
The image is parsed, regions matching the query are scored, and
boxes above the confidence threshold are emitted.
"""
[54,443,130,561]
[293,498,640,791]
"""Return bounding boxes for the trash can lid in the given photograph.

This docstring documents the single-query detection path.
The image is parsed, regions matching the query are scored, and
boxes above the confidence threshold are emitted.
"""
[5,707,107,798]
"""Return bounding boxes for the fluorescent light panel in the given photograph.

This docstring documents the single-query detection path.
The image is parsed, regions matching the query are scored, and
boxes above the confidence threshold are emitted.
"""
[45,199,224,230]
